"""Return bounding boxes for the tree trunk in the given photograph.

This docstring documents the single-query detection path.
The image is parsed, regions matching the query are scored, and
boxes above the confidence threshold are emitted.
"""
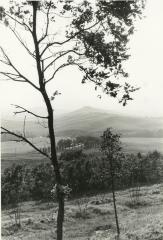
[32,3,64,239]
[110,159,120,237]
[57,192,65,240]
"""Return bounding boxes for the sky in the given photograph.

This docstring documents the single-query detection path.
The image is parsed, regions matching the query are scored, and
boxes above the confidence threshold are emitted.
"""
[0,0,163,118]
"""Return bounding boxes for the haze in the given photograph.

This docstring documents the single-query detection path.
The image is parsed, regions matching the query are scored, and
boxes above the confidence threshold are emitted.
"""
[0,0,163,119]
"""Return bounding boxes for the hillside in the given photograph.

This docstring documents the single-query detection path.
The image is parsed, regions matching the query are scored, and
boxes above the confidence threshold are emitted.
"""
[1,184,163,240]
[2,106,163,140]
[54,107,163,137]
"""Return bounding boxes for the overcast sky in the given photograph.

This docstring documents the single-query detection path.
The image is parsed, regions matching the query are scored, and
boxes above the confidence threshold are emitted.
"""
[0,0,163,118]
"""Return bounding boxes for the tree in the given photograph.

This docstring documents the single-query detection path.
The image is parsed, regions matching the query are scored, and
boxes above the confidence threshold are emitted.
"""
[0,1,145,239]
[1,164,30,227]
[101,128,122,237]
[57,138,73,151]
[75,135,101,149]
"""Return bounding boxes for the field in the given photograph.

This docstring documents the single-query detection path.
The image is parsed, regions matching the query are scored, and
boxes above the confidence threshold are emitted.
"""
[2,137,163,155]
[1,184,163,240]
[1,137,163,173]
[1,152,48,173]
[121,138,163,154]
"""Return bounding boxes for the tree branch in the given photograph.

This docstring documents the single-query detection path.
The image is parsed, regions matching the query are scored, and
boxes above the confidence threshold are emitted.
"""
[12,104,48,119]
[45,62,79,84]
[0,72,26,82]
[5,12,32,34]
[1,127,50,159]
[40,20,101,57]
[44,49,85,72]
[9,26,36,59]
[0,47,40,90]
[38,1,51,44]
[37,118,48,129]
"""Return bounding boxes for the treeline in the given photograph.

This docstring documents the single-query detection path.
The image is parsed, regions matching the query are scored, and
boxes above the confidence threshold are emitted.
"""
[2,149,163,206]
[57,136,101,151]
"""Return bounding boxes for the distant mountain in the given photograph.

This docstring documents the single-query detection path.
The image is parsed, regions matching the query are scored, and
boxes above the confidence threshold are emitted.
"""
[54,107,163,138]
[1,106,163,141]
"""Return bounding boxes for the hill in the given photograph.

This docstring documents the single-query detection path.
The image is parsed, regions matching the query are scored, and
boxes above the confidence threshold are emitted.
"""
[54,106,163,138]
[1,184,163,239]
[1,106,163,140]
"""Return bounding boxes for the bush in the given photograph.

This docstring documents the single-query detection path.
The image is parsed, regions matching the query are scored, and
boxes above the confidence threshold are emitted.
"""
[2,164,30,206]
[30,163,55,201]
[1,150,163,206]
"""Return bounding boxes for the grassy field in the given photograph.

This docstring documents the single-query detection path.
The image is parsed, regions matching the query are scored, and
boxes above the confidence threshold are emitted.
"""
[1,184,163,240]
[1,152,48,173]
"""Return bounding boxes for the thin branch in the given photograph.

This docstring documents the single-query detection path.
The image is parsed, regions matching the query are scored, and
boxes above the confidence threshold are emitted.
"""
[38,1,51,44]
[0,47,40,91]
[1,127,50,159]
[9,26,36,59]
[45,62,79,84]
[42,53,55,61]
[12,104,48,119]
[5,12,32,34]
[44,49,85,72]
[37,118,48,129]
[40,20,101,57]
[0,72,26,82]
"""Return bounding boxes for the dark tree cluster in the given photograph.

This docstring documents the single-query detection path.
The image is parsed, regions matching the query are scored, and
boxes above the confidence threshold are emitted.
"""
[2,150,162,206]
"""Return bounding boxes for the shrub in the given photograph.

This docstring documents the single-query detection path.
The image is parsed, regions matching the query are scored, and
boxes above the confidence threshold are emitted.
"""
[2,164,30,206]
[30,163,55,201]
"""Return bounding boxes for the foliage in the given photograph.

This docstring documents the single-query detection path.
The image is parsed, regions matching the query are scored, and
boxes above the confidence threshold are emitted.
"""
[2,149,163,207]
[60,150,92,195]
[75,135,101,149]
[57,139,74,150]
[1,164,30,206]
[59,149,84,162]
[101,128,122,235]
[1,164,31,227]
[30,163,56,201]
[0,0,145,105]
[67,0,146,105]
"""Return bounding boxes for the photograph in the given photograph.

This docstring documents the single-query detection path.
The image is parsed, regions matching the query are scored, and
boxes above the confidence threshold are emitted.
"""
[0,1,163,239]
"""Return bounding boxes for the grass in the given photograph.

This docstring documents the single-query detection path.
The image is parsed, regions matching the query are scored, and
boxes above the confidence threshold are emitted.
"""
[1,152,48,173]
[1,184,163,240]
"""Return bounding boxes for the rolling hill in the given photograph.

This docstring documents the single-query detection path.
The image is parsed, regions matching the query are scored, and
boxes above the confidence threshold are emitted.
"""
[54,106,163,137]
[1,106,163,140]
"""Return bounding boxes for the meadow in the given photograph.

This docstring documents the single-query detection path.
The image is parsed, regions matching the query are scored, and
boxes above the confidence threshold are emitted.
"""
[121,137,163,154]
[1,152,48,173]
[1,184,163,240]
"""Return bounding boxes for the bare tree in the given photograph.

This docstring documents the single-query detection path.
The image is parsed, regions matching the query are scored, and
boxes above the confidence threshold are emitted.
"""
[0,1,145,239]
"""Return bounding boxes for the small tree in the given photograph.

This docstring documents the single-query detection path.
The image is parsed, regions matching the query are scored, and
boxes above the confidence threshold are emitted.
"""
[2,164,30,228]
[101,128,122,237]
[30,163,55,201]
[57,139,73,151]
